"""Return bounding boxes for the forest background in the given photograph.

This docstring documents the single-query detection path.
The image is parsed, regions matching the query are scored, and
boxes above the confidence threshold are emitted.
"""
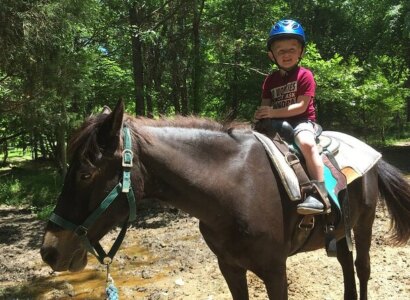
[0,0,409,212]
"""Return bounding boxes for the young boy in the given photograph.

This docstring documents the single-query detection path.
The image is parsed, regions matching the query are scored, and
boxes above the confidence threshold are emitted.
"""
[254,19,329,215]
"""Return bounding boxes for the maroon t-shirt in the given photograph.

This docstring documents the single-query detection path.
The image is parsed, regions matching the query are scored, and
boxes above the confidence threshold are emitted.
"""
[262,67,316,123]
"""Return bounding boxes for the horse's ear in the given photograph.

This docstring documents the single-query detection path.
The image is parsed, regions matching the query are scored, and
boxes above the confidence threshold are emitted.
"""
[101,106,112,114]
[109,99,124,135]
[98,99,124,151]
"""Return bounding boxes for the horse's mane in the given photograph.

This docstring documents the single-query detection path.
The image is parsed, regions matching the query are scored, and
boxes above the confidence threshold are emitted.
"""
[68,113,252,161]
[67,113,109,161]
[126,114,251,132]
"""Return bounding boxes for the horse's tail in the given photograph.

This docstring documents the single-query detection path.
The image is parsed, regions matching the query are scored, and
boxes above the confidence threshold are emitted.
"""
[377,159,410,245]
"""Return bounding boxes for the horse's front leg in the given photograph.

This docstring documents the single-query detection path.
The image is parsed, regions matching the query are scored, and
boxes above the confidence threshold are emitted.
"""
[257,264,288,300]
[218,259,249,300]
[199,222,249,299]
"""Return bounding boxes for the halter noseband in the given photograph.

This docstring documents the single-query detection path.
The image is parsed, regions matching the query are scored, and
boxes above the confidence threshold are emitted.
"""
[49,126,137,265]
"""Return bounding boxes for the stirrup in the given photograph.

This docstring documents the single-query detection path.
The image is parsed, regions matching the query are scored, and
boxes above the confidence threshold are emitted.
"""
[297,195,330,215]
[298,180,331,215]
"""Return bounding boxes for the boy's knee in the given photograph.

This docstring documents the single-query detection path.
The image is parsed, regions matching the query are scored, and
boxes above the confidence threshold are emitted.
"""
[300,143,316,155]
[295,132,315,148]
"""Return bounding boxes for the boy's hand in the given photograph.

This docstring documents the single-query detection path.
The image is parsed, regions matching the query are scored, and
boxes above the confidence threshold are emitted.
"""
[254,106,274,120]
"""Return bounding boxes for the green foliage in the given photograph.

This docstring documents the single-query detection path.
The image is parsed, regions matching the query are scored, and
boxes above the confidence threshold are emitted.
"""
[302,44,363,130]
[355,56,409,139]
[0,160,62,217]
[0,0,409,211]
[301,44,409,140]
[35,204,56,220]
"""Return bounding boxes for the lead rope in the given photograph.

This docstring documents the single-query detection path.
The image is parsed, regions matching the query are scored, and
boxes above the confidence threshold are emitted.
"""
[105,258,119,300]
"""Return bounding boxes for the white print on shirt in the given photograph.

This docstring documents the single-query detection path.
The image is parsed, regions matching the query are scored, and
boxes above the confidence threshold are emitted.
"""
[271,81,297,109]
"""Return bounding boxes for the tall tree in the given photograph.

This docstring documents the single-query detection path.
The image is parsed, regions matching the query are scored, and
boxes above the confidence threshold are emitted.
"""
[191,0,205,114]
[129,3,146,116]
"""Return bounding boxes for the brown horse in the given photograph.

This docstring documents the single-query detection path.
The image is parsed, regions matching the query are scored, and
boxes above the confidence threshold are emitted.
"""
[40,100,410,300]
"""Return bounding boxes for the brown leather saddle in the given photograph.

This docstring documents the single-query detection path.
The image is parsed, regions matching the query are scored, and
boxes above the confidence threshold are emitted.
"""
[254,119,352,256]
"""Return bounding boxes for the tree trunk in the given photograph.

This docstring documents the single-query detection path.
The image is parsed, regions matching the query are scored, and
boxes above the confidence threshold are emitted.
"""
[229,49,240,120]
[227,1,244,120]
[56,105,67,177]
[129,5,145,116]
[406,77,410,122]
[1,141,8,166]
[169,16,187,115]
[180,77,188,116]
[32,134,38,160]
[191,0,205,114]
[38,134,47,159]
[170,44,182,114]
[230,74,239,119]
[56,126,66,176]
[146,91,154,118]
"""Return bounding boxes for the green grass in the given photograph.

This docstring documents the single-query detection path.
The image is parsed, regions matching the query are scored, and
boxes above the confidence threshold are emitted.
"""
[0,157,62,220]
[1,147,32,160]
[383,137,410,146]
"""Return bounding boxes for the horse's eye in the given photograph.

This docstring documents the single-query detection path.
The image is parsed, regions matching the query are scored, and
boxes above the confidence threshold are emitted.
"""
[80,173,92,180]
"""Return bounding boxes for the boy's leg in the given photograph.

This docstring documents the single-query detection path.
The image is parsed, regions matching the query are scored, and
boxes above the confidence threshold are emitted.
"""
[294,126,329,215]
[295,130,324,181]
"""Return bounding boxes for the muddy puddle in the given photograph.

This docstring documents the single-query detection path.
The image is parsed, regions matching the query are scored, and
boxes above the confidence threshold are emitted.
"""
[40,245,161,299]
[2,240,169,299]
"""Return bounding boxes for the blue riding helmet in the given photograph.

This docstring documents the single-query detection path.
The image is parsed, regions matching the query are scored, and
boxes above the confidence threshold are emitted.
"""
[267,19,306,50]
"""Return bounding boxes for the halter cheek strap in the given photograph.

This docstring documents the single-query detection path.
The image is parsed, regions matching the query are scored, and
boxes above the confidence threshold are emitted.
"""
[49,126,137,264]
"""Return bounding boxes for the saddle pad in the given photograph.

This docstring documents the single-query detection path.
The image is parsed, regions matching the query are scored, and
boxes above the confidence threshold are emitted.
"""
[253,131,301,201]
[254,130,382,202]
[322,131,382,182]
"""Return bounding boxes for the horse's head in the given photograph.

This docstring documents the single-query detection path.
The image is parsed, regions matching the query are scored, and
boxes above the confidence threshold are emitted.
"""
[40,100,142,272]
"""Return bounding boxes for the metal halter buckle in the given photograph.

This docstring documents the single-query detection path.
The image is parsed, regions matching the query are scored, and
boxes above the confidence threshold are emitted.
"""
[103,256,113,265]
[74,225,88,236]
[122,149,133,167]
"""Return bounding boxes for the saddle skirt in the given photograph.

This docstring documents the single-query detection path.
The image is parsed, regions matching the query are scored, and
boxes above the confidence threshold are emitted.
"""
[253,131,382,202]
[320,131,382,183]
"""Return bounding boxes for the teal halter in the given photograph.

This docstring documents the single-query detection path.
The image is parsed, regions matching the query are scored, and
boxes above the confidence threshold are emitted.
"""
[49,126,137,265]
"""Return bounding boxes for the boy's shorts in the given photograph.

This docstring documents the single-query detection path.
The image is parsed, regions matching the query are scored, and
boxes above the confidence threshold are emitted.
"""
[293,120,315,137]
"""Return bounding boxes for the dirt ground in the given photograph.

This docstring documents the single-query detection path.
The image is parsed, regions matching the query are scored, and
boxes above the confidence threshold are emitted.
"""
[0,193,410,300]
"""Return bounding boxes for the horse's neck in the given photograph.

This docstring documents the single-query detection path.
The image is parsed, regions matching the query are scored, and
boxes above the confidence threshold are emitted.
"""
[139,126,246,221]
[141,126,239,162]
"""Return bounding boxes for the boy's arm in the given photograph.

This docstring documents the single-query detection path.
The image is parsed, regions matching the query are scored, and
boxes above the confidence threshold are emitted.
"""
[260,98,272,106]
[270,95,310,118]
[255,95,310,119]
[254,98,272,120]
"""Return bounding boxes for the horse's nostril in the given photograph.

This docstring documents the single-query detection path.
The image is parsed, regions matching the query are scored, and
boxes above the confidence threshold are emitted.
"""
[40,246,58,266]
